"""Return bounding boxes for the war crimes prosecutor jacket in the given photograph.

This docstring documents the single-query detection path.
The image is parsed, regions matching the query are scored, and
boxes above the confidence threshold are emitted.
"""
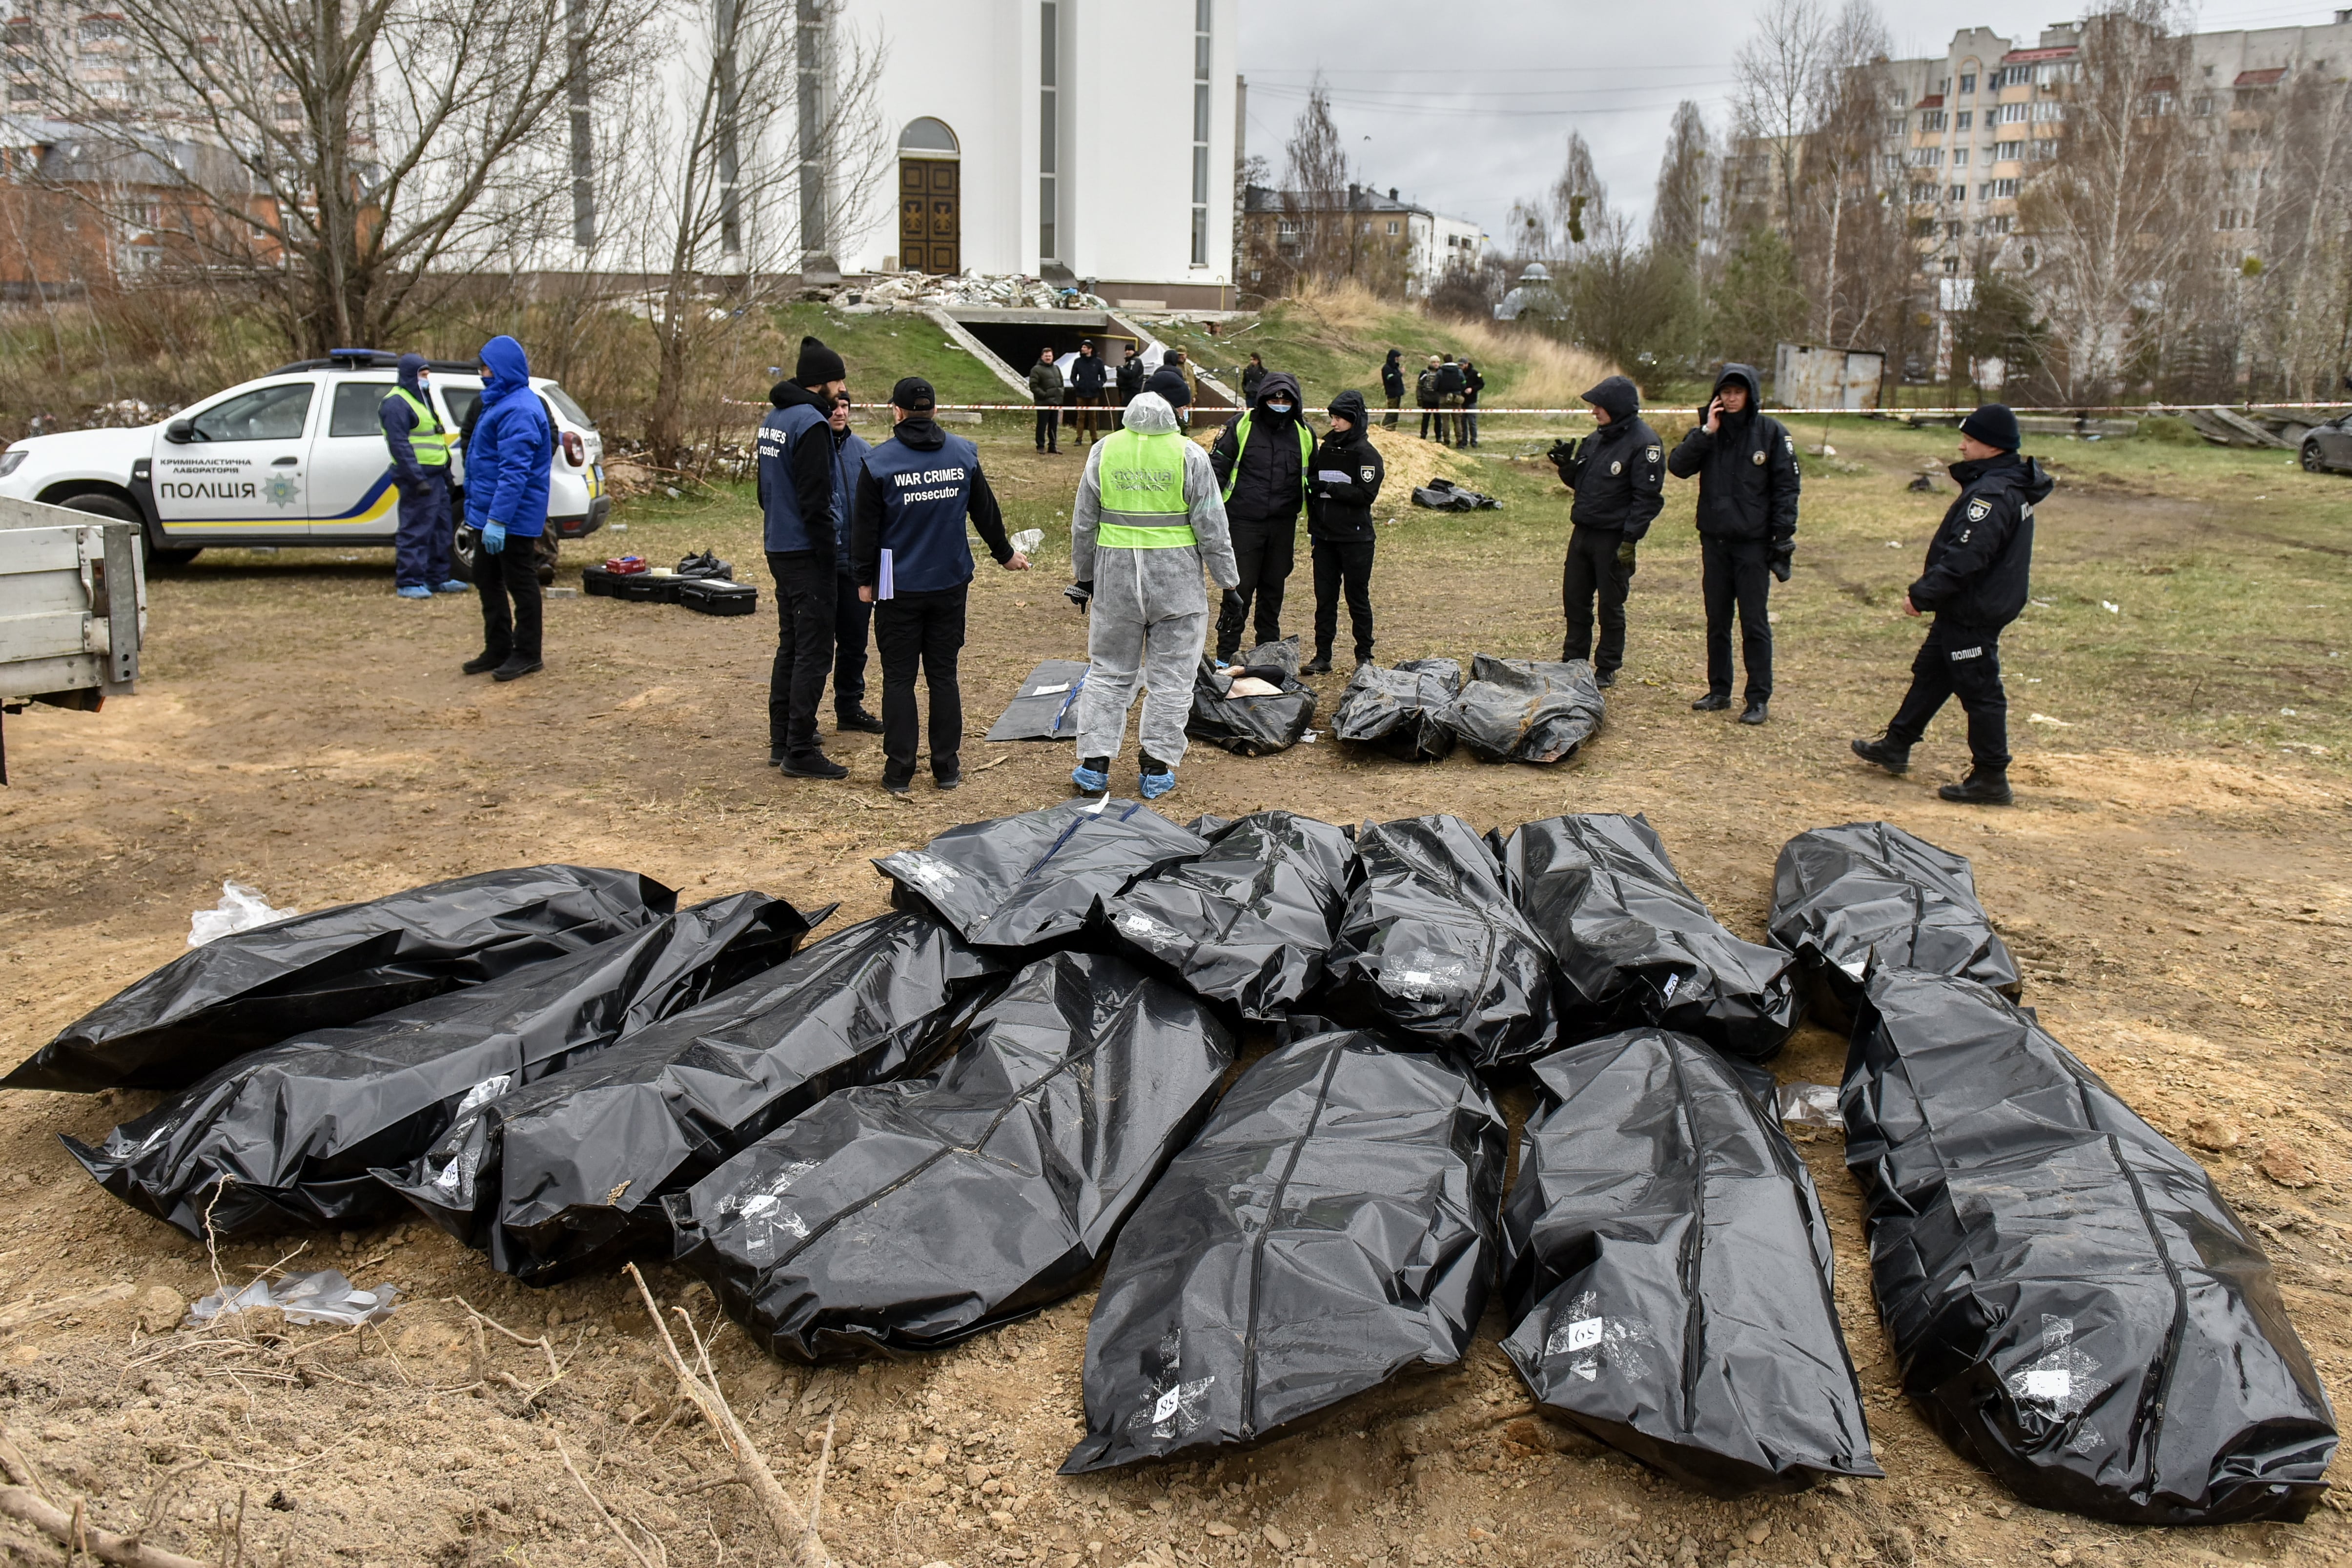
[848,414,1016,595]
[1554,376,1664,541]
[1909,452,2053,630]
[1308,390,1384,544]
[757,381,838,556]
[1666,362,1800,560]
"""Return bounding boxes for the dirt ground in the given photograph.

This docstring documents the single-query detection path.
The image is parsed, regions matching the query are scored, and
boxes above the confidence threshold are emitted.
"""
[1,419,2349,1568]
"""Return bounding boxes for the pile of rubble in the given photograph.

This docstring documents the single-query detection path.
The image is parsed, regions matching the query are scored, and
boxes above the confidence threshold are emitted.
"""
[826,271,1111,312]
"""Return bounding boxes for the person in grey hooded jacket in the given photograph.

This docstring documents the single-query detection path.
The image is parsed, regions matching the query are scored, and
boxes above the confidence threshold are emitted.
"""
[1066,392,1240,801]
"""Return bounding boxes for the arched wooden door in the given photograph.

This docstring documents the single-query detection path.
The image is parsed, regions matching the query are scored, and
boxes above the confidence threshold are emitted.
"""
[899,159,960,274]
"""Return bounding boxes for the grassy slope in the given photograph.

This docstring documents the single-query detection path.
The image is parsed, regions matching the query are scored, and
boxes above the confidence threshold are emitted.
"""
[596,412,2350,769]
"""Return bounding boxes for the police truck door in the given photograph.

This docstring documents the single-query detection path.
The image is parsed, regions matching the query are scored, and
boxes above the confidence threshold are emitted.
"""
[308,379,402,539]
[150,378,319,542]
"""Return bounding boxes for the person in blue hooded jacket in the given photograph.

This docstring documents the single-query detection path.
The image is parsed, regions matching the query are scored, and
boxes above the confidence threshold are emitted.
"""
[461,335,553,682]
[380,353,465,598]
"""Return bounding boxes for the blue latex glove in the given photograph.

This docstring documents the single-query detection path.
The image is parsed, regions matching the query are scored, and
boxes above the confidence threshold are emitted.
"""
[480,521,506,554]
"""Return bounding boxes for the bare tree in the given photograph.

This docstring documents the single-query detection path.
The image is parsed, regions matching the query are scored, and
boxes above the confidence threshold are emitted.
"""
[30,0,661,355]
[2018,2,2211,401]
[2245,67,2352,399]
[1732,0,1831,245]
[1506,131,1607,264]
[1800,1,1906,346]
[1262,81,1406,296]
[1648,101,1718,269]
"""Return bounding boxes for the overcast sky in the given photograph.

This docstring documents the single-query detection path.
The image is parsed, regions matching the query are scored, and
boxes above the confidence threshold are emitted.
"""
[1236,0,2337,241]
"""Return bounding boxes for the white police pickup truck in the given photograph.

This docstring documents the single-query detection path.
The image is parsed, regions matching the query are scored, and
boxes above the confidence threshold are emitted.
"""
[0,349,609,566]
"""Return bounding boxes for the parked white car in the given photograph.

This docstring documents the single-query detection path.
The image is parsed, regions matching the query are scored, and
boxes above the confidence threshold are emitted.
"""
[0,350,609,566]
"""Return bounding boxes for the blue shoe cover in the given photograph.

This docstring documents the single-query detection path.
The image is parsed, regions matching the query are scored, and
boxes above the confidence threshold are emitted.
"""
[395,584,432,599]
[1139,769,1176,801]
[1071,764,1109,795]
[434,579,471,593]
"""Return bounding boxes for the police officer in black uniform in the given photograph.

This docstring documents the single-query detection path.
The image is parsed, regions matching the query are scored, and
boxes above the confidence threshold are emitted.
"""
[1548,375,1664,687]
[1667,363,1800,724]
[1304,389,1385,674]
[1852,403,2052,805]
[849,377,1030,796]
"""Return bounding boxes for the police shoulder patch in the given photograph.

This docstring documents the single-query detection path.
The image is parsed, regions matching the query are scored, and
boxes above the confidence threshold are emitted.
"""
[1360,465,1376,482]
[1966,497,1992,522]
[1644,445,1661,463]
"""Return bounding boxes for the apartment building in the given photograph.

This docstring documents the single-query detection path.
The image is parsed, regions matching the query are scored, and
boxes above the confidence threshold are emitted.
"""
[1239,182,1485,300]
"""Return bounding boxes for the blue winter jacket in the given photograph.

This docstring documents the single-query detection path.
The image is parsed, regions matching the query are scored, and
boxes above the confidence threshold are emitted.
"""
[379,351,438,488]
[832,428,871,572]
[463,336,552,539]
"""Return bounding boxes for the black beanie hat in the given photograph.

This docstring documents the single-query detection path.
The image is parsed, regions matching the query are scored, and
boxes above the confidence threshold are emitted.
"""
[891,375,936,411]
[1960,403,2020,451]
[795,335,847,387]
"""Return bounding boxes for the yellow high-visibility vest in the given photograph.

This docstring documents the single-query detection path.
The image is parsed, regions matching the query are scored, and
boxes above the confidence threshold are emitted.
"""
[385,387,450,465]
[1095,428,1195,550]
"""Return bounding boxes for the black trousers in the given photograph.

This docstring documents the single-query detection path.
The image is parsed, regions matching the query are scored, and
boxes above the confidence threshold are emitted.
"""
[1383,393,1400,429]
[476,532,543,660]
[1312,537,1375,663]
[1701,535,1774,701]
[1035,407,1059,450]
[833,572,872,717]
[874,586,967,785]
[1419,405,1438,440]
[767,550,835,758]
[1216,512,1298,660]
[1886,619,2011,771]
[1560,526,1633,674]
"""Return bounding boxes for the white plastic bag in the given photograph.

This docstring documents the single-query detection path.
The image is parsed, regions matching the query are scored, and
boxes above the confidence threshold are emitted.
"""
[186,1269,400,1328]
[1009,528,1044,556]
[187,881,300,947]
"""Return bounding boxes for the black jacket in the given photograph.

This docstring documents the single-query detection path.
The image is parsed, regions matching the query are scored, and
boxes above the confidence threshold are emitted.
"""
[1666,363,1800,551]
[1145,362,1192,408]
[1460,364,1484,406]
[1554,376,1665,540]
[1116,357,1146,398]
[1381,350,1404,398]
[1309,390,1385,543]
[1909,452,2050,629]
[1434,362,1464,397]
[1209,370,1309,522]
[1070,351,1107,395]
[1240,363,1267,401]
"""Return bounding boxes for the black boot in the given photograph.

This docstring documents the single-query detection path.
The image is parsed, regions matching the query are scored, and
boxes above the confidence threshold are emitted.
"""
[1850,734,1912,774]
[836,708,884,734]
[462,650,508,675]
[1303,650,1332,676]
[491,655,542,683]
[1938,769,2013,806]
[1691,692,1730,712]
[1595,669,1617,689]
[780,752,848,780]
[1738,699,1768,725]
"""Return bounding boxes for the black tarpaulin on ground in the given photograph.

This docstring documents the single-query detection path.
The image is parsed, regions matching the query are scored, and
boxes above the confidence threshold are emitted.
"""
[1446,655,1606,766]
[64,893,821,1239]
[1843,965,2335,1524]
[382,912,1002,1284]
[1062,1030,1504,1472]
[7,866,677,1094]
[1187,658,1317,757]
[1324,815,1557,1071]
[1102,812,1355,1022]
[984,659,1092,742]
[1410,478,1500,511]
[1503,814,1799,1061]
[666,950,1235,1360]
[1501,1028,1881,1496]
[1332,659,1460,763]
[1768,821,2021,1030]
[875,799,1208,952]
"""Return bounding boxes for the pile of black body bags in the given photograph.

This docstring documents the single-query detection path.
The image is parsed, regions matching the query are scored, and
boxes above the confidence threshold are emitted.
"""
[21,815,2334,1524]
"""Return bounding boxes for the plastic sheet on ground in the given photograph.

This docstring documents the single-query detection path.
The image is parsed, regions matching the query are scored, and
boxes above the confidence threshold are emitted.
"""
[984,659,1092,742]
[1768,821,2022,1030]
[1843,965,2335,1524]
[1445,655,1606,766]
[1501,1028,1882,1495]
[384,912,1002,1285]
[1410,478,1501,511]
[1324,815,1557,1071]
[1102,812,1355,1021]
[1332,658,1461,763]
[187,881,299,946]
[1062,1030,1504,1472]
[1503,814,1799,1061]
[876,799,1208,952]
[1187,658,1317,757]
[8,866,677,1094]
[666,950,1235,1360]
[188,1269,400,1328]
[66,893,823,1239]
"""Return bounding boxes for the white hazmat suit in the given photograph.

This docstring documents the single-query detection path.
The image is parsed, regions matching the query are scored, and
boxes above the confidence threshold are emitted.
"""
[1069,393,1240,771]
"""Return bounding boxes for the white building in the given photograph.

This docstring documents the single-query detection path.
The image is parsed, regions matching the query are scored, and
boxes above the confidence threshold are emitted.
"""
[827,0,1239,306]
[1238,183,1487,299]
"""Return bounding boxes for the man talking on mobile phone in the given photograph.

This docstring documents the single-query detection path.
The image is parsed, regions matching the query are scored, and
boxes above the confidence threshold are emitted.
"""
[1667,363,1800,725]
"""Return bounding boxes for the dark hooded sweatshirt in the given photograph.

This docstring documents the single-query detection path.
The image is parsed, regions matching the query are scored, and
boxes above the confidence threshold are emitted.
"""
[1909,451,2051,629]
[1555,375,1665,539]
[1309,390,1386,543]
[1381,350,1405,399]
[1666,363,1800,551]
[1210,370,1311,523]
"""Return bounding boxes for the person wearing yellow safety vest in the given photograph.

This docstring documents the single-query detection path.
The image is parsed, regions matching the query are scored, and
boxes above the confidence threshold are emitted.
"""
[1207,369,1310,664]
[1065,391,1239,802]
[380,353,465,599]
